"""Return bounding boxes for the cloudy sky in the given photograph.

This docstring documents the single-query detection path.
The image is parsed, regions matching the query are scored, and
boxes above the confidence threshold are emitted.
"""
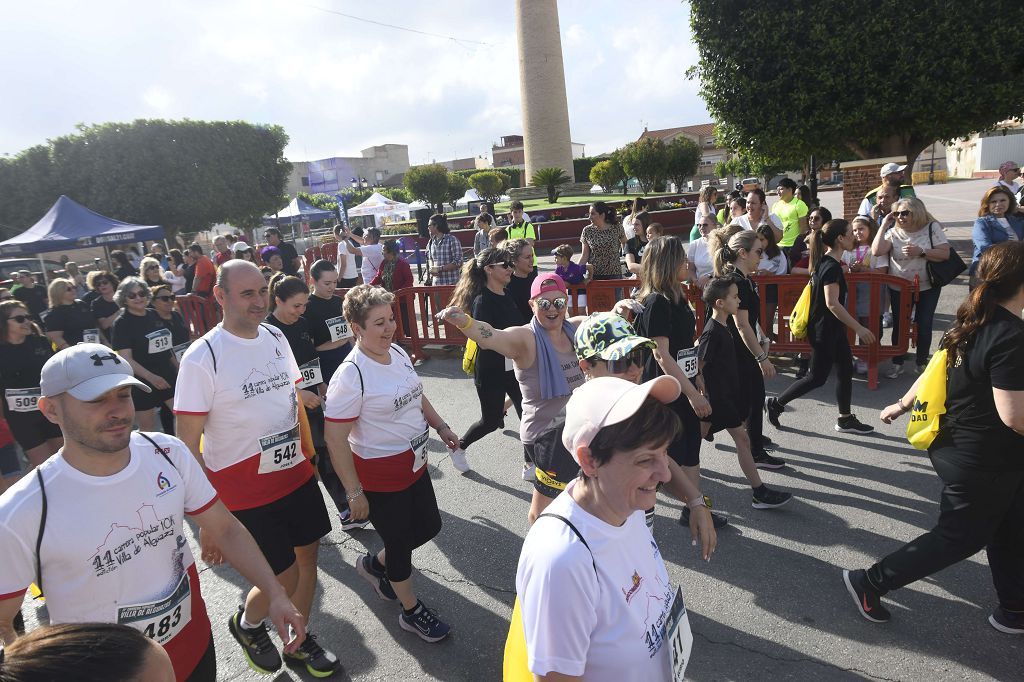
[3,0,709,164]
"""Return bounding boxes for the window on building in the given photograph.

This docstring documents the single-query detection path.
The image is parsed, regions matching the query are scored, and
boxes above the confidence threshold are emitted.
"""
[301,176,309,186]
[705,138,715,146]
[375,171,385,182]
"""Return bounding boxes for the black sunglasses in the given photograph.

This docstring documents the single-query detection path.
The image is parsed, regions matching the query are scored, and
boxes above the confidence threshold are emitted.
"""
[596,347,651,374]
[6,314,29,323]
[153,295,175,302]
[893,210,912,218]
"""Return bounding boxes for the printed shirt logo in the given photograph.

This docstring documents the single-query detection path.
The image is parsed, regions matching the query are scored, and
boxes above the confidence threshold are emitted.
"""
[157,472,171,490]
[90,352,121,366]
[622,570,643,603]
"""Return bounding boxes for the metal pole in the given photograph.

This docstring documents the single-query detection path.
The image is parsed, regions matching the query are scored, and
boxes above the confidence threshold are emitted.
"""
[809,154,818,203]
[928,141,936,185]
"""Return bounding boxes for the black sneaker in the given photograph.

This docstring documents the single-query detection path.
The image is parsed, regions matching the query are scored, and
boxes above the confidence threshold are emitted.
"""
[762,435,776,447]
[399,601,451,642]
[751,485,792,509]
[835,415,875,433]
[13,609,25,635]
[339,510,370,532]
[764,397,783,428]
[284,631,342,677]
[679,505,729,529]
[228,606,282,674]
[843,569,890,623]
[355,553,398,602]
[989,606,1024,634]
[752,449,786,469]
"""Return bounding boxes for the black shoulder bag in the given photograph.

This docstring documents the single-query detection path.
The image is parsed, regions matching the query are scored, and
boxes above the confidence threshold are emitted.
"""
[925,222,966,288]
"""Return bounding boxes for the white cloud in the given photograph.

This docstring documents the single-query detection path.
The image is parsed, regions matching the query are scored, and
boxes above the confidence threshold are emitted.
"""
[142,87,174,114]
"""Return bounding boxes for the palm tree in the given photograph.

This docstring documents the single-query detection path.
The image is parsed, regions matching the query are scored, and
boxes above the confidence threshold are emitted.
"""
[531,167,570,204]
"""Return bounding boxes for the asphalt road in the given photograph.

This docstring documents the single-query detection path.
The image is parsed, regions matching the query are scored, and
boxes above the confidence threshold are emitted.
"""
[17,180,1020,681]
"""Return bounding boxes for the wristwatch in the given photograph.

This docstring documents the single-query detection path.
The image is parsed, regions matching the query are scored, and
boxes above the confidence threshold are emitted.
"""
[687,495,712,510]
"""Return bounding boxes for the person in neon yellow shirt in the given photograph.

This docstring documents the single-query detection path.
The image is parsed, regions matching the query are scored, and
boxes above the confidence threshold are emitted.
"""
[507,201,538,271]
[771,178,808,249]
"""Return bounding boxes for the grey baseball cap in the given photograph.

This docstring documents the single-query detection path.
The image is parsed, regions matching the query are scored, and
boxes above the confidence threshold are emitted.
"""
[40,343,151,400]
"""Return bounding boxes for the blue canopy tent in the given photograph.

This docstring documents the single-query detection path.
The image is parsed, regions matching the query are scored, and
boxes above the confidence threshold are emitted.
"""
[0,195,164,257]
[262,197,336,227]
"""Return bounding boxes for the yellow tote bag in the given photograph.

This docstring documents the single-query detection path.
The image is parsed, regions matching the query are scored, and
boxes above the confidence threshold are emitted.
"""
[462,338,478,376]
[502,597,532,682]
[789,282,812,339]
[906,349,947,450]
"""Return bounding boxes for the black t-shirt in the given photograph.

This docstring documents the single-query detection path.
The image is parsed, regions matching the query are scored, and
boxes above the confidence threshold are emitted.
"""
[530,423,578,499]
[471,288,524,383]
[0,336,53,392]
[42,301,95,345]
[183,262,196,293]
[114,265,137,280]
[706,271,760,361]
[698,317,743,431]
[81,290,100,306]
[304,294,345,348]
[264,315,317,367]
[939,307,1024,469]
[13,286,47,319]
[507,271,537,322]
[809,256,847,340]
[625,236,647,264]
[277,242,300,276]
[153,309,189,346]
[635,292,696,383]
[110,309,175,379]
[91,297,120,323]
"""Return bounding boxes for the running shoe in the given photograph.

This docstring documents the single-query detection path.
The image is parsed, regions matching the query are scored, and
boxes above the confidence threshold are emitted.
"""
[449,448,471,474]
[283,632,341,678]
[678,505,729,529]
[228,606,282,674]
[522,463,536,482]
[751,485,792,509]
[761,434,776,447]
[764,397,783,428]
[13,609,25,635]
[835,415,874,433]
[914,363,927,374]
[399,601,451,642]
[842,569,890,623]
[885,363,904,379]
[752,449,786,469]
[355,554,398,602]
[988,606,1024,635]
[855,359,868,374]
[339,510,370,532]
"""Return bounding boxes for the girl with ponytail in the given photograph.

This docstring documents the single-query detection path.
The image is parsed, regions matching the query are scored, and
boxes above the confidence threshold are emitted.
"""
[766,220,877,433]
[845,241,1024,629]
[446,248,525,473]
[707,226,783,469]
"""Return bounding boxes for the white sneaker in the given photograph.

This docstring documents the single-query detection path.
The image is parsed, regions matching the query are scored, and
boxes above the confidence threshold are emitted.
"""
[522,463,536,482]
[449,448,471,474]
[855,359,868,374]
[885,363,904,379]
[882,312,893,329]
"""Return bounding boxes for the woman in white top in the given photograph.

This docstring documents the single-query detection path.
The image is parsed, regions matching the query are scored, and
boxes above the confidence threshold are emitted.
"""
[514,375,690,681]
[734,188,784,242]
[324,284,460,643]
[871,197,951,376]
[686,214,719,288]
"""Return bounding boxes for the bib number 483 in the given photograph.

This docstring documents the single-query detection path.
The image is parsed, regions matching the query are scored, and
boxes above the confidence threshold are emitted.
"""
[143,605,182,639]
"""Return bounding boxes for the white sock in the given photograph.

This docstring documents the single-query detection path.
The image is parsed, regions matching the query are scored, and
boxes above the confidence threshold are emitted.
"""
[240,612,263,630]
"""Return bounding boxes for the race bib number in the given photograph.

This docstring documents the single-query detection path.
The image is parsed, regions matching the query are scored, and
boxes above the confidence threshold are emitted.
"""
[257,424,302,474]
[664,586,693,682]
[117,572,192,646]
[297,358,323,389]
[327,316,350,343]
[676,347,698,379]
[146,328,172,355]
[5,388,40,413]
[411,429,429,472]
[172,341,191,363]
[83,328,101,344]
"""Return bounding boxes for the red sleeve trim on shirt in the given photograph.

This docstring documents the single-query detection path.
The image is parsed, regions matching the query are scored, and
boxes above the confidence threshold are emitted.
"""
[173,410,210,416]
[0,587,28,601]
[186,494,220,516]
[325,416,358,423]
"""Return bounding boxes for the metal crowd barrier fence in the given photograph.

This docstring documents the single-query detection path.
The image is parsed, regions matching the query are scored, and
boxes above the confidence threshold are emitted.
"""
[175,294,222,340]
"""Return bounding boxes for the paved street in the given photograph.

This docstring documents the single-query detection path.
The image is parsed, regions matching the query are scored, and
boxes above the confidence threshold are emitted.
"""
[17,180,1020,681]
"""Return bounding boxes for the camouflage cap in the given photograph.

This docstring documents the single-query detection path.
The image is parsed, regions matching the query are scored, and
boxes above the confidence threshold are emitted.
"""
[573,312,655,361]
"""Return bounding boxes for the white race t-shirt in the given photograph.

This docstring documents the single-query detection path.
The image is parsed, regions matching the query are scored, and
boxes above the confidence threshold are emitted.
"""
[339,249,358,280]
[359,244,385,283]
[516,481,675,680]
[173,323,312,511]
[735,212,783,235]
[686,237,713,280]
[0,432,217,680]
[884,222,948,292]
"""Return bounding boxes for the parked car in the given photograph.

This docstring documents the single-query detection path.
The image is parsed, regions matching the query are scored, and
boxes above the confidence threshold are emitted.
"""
[0,258,65,284]
[741,177,761,192]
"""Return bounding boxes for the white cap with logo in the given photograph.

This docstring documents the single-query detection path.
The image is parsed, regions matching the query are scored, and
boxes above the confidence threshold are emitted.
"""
[40,343,151,400]
[880,162,907,178]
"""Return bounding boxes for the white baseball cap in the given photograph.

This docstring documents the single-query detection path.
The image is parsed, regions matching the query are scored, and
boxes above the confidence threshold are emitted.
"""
[40,343,151,400]
[880,163,906,177]
[561,375,681,461]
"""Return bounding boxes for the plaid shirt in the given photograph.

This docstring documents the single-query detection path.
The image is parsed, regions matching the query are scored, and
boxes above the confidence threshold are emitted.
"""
[427,234,463,285]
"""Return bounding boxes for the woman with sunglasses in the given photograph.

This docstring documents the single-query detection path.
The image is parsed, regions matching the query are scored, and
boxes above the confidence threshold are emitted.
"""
[505,238,538,321]
[42,278,95,350]
[149,284,189,347]
[0,300,62,467]
[446,248,525,473]
[139,256,166,289]
[109,278,178,431]
[789,206,833,276]
[438,273,637,481]
[871,197,950,377]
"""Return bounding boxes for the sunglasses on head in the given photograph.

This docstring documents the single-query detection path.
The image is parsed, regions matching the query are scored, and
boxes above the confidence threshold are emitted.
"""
[534,297,568,311]
[893,210,912,218]
[6,314,29,323]
[596,347,651,374]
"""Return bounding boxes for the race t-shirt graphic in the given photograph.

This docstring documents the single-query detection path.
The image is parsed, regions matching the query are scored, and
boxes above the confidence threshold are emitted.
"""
[88,502,186,599]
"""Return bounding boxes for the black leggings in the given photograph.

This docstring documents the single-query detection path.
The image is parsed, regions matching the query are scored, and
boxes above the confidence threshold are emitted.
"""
[461,370,523,450]
[364,472,442,582]
[742,357,767,450]
[776,329,853,414]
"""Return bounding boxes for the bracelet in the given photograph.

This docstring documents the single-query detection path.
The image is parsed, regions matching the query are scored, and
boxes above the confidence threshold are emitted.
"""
[457,314,474,331]
[754,351,769,363]
[896,398,911,412]
[345,487,364,502]
[686,495,708,510]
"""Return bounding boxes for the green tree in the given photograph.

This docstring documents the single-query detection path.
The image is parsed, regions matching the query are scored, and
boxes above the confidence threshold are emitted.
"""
[688,0,1024,171]
[380,187,412,204]
[404,163,451,213]
[468,171,507,203]
[618,138,668,194]
[716,151,800,187]
[0,120,291,243]
[589,158,625,193]
[447,172,470,206]
[531,167,570,204]
[663,136,702,193]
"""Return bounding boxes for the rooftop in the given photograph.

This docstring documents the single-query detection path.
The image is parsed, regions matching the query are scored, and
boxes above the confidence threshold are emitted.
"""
[639,122,716,141]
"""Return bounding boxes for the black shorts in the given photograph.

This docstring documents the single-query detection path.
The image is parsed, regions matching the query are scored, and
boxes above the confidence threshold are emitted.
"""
[231,475,331,575]
[5,410,62,451]
[667,397,701,468]
[530,424,578,499]
[339,277,359,288]
[0,442,22,476]
[133,369,176,411]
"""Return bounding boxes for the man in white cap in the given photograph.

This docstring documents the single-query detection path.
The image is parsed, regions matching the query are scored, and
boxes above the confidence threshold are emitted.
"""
[0,343,306,682]
[857,162,916,216]
[995,160,1022,195]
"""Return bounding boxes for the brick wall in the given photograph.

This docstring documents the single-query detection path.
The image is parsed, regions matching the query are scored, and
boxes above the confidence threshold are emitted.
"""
[840,157,907,219]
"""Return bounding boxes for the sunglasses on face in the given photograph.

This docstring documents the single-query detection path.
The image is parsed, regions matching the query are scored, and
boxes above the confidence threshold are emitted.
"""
[534,297,568,311]
[893,210,912,218]
[124,291,148,300]
[153,295,175,302]
[6,315,29,323]
[600,347,651,374]
[487,261,513,270]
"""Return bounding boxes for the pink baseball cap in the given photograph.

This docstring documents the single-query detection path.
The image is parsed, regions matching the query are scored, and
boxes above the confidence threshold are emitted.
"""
[530,272,567,299]
[999,161,1020,174]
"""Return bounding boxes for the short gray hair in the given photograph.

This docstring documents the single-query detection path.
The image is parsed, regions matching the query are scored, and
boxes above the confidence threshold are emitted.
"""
[114,277,150,307]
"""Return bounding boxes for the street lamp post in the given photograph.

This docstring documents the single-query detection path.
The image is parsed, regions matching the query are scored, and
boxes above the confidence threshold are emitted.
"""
[928,141,937,185]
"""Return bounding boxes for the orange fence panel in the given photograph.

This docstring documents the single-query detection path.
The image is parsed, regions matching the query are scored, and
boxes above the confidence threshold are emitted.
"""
[175,294,222,340]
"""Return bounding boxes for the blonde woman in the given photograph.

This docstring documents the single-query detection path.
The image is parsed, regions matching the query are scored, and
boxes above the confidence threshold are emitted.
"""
[42,278,95,349]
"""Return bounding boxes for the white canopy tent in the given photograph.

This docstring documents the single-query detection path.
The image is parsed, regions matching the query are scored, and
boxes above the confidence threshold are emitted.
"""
[347,192,412,227]
[454,188,481,207]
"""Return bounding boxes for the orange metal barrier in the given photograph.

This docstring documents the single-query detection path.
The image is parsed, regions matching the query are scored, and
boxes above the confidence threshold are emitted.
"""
[391,286,458,362]
[175,294,222,339]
